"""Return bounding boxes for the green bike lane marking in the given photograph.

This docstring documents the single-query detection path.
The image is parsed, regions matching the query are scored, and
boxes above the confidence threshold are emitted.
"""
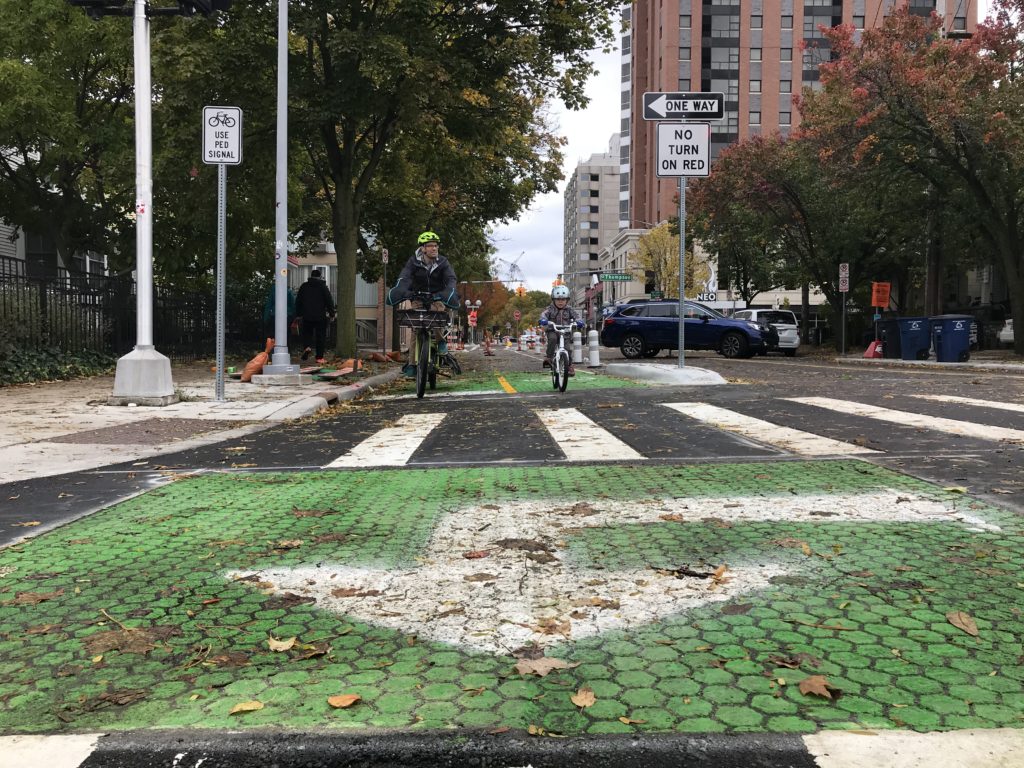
[381,369,643,396]
[0,461,1021,735]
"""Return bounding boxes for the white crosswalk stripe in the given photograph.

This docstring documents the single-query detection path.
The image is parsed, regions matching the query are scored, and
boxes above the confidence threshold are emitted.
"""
[911,394,1024,414]
[535,408,646,462]
[788,396,1024,442]
[662,402,879,456]
[324,413,447,468]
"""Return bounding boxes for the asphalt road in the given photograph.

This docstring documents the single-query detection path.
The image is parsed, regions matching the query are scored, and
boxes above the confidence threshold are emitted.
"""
[1,348,1022,547]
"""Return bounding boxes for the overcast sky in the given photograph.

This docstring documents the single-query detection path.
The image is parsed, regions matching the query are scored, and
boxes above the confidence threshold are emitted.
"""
[488,45,622,292]
[491,0,995,292]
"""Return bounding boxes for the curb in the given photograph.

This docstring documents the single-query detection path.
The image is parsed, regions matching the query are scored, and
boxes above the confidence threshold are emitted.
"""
[605,362,727,386]
[13,727,1023,767]
[833,356,1023,374]
[264,369,403,421]
[66,730,815,768]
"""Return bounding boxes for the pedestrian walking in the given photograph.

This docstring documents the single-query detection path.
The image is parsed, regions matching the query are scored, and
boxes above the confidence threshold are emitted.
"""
[295,269,336,363]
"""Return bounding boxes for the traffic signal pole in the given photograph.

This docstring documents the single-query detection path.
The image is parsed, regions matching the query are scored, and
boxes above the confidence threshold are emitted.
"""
[108,0,176,405]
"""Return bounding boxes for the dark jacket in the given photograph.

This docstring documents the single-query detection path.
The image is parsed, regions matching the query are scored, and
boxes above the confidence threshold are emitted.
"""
[540,302,580,327]
[295,275,335,322]
[386,250,458,307]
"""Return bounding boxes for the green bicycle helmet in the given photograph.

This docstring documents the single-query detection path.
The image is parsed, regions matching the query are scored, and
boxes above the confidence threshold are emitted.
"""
[417,231,441,245]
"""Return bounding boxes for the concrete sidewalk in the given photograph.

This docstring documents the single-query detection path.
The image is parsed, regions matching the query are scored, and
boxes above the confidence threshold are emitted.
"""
[0,362,402,485]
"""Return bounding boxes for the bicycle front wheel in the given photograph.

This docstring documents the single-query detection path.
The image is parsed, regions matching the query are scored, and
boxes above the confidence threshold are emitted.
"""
[556,350,570,392]
[416,331,430,398]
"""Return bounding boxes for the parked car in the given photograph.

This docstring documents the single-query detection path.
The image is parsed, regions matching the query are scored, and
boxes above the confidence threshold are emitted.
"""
[600,300,776,359]
[997,318,1014,348]
[732,309,801,356]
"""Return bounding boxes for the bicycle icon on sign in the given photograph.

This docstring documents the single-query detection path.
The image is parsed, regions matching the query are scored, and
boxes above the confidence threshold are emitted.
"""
[207,111,237,128]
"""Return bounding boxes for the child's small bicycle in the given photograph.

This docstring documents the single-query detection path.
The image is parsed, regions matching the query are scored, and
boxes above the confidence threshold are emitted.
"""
[545,321,580,392]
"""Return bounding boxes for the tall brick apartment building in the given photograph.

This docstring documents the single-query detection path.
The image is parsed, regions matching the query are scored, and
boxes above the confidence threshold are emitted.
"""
[624,0,978,227]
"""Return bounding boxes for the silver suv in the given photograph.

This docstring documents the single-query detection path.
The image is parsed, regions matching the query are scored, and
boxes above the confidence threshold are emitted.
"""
[732,309,800,356]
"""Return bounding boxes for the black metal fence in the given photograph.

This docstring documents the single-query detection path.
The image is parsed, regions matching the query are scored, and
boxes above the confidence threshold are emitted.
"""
[0,255,271,361]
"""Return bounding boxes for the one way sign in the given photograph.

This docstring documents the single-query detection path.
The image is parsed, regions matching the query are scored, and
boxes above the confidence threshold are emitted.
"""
[643,92,724,121]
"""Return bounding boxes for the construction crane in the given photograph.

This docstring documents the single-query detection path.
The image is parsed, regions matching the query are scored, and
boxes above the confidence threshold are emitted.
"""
[495,252,527,295]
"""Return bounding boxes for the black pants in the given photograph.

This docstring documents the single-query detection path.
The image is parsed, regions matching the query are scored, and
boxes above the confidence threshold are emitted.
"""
[302,319,328,359]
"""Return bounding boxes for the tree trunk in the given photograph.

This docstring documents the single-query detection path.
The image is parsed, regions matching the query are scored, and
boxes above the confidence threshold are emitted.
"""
[332,198,359,359]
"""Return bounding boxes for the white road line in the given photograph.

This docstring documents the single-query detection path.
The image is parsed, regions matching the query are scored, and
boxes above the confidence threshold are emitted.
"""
[324,413,447,468]
[789,396,1024,442]
[804,728,1024,768]
[911,394,1024,414]
[535,408,645,462]
[663,402,879,456]
[0,734,102,768]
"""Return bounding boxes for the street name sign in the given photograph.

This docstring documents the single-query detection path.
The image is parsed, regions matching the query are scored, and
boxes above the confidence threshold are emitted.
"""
[643,92,724,121]
[202,106,242,165]
[599,273,632,282]
[656,123,710,178]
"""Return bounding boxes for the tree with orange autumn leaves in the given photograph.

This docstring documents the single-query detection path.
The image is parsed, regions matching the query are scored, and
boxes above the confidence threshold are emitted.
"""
[691,6,1024,352]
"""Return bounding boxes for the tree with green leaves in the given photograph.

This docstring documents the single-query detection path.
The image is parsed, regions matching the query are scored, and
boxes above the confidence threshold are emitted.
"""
[286,0,621,357]
[0,0,135,272]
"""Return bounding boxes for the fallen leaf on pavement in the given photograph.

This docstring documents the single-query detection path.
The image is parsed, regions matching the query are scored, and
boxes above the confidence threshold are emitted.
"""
[943,486,968,494]
[514,657,581,677]
[798,675,841,699]
[946,611,979,637]
[488,726,510,735]
[659,514,685,522]
[462,550,490,559]
[275,540,303,549]
[229,700,264,714]
[327,694,361,709]
[570,686,596,708]
[464,573,497,582]
[331,587,381,598]
[85,626,179,655]
[267,635,297,652]
[527,724,547,736]
[619,716,647,725]
[11,521,41,527]
[6,589,64,606]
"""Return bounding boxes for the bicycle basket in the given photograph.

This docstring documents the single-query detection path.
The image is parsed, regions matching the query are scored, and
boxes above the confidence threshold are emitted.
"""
[397,309,450,330]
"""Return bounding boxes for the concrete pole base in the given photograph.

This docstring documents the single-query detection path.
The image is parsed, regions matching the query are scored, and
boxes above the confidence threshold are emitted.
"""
[264,350,299,374]
[108,346,178,406]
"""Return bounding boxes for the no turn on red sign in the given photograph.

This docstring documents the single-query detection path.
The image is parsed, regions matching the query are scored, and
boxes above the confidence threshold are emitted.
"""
[656,123,710,178]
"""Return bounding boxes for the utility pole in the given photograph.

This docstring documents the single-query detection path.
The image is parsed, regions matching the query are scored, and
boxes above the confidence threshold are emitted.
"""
[69,0,232,405]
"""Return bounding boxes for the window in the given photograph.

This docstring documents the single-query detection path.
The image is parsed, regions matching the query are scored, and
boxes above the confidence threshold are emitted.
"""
[751,14,762,29]
[780,80,791,93]
[646,303,677,318]
[751,48,761,62]
[749,110,761,125]
[953,16,967,30]
[781,47,792,61]
[589,173,600,182]
[750,79,761,93]
[679,46,691,61]
[680,14,691,28]
[779,111,791,125]
[781,15,793,29]
[590,190,599,197]
[853,15,865,28]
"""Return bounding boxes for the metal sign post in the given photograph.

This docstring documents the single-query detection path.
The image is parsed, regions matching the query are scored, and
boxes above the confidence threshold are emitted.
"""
[839,263,850,356]
[655,123,711,369]
[381,248,389,355]
[202,106,243,401]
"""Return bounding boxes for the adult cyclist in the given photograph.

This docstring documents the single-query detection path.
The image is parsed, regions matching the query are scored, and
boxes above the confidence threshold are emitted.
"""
[386,231,459,374]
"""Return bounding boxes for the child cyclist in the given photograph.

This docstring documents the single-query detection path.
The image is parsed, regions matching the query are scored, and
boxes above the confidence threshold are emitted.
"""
[539,284,583,376]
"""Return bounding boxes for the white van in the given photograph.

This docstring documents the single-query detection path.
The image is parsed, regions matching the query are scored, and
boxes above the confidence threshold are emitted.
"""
[732,309,801,356]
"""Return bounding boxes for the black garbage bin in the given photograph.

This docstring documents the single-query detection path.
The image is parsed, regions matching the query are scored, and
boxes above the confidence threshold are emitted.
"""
[930,314,972,362]
[879,319,901,359]
[896,317,931,361]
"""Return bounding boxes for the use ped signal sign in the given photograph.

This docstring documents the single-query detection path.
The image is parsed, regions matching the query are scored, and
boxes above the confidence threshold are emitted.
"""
[656,123,710,177]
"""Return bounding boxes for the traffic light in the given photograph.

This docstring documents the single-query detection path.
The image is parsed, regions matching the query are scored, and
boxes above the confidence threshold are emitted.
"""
[515,285,526,298]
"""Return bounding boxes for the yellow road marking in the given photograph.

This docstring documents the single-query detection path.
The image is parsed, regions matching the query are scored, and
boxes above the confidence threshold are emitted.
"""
[497,376,517,393]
